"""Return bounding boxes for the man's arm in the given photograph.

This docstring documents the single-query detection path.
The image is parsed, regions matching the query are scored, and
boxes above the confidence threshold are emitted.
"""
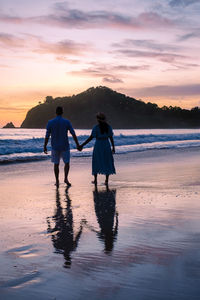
[71,133,80,150]
[43,136,49,154]
[44,122,50,154]
[68,122,81,150]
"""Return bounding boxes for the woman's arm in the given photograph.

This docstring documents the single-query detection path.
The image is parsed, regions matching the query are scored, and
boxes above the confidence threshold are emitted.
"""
[80,135,93,149]
[109,136,115,154]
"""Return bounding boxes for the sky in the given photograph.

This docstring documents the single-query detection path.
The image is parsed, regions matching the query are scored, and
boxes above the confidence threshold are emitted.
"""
[0,0,200,127]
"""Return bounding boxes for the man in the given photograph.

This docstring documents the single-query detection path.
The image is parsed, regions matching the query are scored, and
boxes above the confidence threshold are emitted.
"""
[44,106,80,187]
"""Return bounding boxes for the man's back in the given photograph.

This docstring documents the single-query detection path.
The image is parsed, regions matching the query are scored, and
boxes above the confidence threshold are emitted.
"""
[46,116,75,151]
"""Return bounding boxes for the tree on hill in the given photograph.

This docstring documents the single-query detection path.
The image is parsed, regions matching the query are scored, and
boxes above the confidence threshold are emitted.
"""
[45,96,54,103]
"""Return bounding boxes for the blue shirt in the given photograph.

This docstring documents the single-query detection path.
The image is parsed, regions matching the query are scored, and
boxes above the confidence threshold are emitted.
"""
[45,116,75,151]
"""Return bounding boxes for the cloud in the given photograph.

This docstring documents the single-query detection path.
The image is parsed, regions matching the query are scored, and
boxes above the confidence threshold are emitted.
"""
[0,13,23,24]
[0,33,91,56]
[115,49,187,63]
[0,9,174,31]
[103,77,123,83]
[169,0,200,7]
[112,39,191,65]
[55,56,80,63]
[69,62,149,84]
[0,33,25,48]
[0,106,26,112]
[70,63,149,80]
[36,11,174,30]
[178,31,200,41]
[164,62,199,71]
[71,66,107,77]
[53,1,69,12]
[35,39,92,56]
[70,66,111,78]
[0,64,11,68]
[130,83,200,97]
[113,39,178,52]
[112,64,150,71]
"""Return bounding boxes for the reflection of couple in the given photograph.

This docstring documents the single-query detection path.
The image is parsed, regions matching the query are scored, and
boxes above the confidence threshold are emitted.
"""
[47,188,82,268]
[87,186,118,254]
[47,187,83,268]
[44,106,116,187]
[47,186,118,267]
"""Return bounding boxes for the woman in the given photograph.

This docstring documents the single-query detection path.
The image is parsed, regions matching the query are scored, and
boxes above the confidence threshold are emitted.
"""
[80,113,116,185]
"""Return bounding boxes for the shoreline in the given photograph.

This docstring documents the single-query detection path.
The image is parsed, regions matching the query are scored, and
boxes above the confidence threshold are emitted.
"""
[1,146,200,194]
[1,144,200,167]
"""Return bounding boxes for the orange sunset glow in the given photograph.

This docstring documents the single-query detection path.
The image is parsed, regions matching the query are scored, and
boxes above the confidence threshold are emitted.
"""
[0,0,200,127]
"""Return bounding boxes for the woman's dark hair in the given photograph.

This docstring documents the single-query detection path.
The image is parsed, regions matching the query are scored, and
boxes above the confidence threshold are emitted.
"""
[96,112,109,134]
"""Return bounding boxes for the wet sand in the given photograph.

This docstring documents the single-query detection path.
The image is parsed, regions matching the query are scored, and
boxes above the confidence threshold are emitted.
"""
[1,148,200,299]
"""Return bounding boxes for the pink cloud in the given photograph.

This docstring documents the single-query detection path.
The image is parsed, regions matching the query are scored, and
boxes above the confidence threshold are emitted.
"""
[0,33,92,57]
[0,10,175,31]
[127,83,200,97]
[103,77,123,83]
[38,10,174,30]
[115,49,187,63]
[70,63,148,82]
[35,39,92,56]
[113,39,178,52]
[0,14,23,24]
[0,33,25,48]
[136,12,173,28]
[112,64,150,71]
[0,106,26,112]
[55,56,80,64]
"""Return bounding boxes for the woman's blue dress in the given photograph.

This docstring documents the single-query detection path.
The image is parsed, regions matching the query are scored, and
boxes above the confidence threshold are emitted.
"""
[91,124,116,175]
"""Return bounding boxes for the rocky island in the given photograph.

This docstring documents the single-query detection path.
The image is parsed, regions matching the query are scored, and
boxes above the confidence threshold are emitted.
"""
[3,122,15,128]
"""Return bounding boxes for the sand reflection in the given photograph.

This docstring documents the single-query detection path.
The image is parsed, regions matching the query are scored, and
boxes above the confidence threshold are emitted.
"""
[47,187,83,268]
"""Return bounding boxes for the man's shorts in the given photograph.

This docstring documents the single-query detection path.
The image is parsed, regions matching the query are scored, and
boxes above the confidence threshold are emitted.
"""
[51,149,70,164]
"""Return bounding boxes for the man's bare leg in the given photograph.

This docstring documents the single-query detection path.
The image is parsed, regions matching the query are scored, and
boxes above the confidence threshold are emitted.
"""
[54,164,59,187]
[64,163,71,186]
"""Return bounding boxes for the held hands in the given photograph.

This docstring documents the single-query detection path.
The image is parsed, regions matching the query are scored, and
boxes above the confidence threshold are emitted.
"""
[77,144,83,151]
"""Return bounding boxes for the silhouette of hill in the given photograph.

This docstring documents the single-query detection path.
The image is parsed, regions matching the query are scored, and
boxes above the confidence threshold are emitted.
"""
[21,86,200,129]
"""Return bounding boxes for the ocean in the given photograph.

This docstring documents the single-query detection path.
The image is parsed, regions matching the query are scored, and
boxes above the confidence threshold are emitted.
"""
[0,128,200,164]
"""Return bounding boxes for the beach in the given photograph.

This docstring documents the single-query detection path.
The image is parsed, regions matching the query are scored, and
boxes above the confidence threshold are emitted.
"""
[1,147,200,299]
